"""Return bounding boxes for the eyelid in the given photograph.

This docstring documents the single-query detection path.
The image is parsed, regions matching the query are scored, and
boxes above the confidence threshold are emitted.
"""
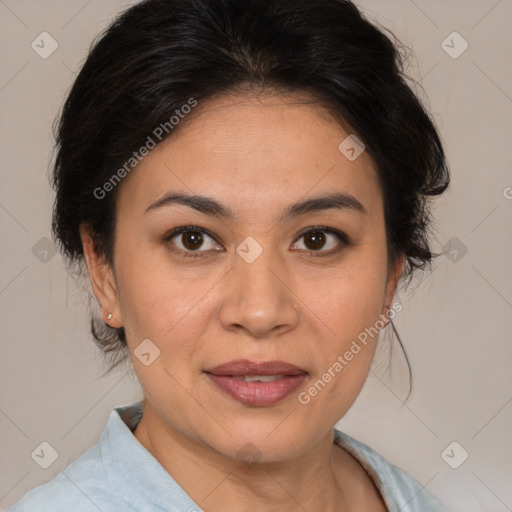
[291,226,349,256]
[165,225,219,241]
[294,226,349,244]
[164,226,224,255]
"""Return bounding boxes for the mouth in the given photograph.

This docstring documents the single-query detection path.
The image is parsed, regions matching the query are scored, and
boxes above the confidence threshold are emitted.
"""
[204,359,308,406]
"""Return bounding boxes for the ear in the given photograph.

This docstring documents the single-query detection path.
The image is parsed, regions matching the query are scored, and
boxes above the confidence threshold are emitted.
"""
[383,253,406,317]
[79,222,123,328]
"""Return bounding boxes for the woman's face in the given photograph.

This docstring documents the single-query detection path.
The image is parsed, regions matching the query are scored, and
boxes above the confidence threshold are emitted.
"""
[84,91,403,462]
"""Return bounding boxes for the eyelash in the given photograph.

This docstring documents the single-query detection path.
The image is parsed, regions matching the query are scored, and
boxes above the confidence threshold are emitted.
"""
[163,225,349,258]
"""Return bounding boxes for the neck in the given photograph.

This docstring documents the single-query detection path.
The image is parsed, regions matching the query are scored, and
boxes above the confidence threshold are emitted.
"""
[132,402,350,512]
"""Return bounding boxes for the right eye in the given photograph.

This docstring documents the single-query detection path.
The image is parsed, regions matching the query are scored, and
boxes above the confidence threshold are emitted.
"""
[164,226,224,257]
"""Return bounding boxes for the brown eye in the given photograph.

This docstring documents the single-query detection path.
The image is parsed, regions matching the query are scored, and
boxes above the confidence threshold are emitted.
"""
[166,226,222,255]
[303,231,327,250]
[181,230,204,250]
[292,227,348,255]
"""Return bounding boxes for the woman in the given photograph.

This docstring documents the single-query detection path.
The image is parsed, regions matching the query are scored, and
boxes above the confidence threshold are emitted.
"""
[8,0,449,510]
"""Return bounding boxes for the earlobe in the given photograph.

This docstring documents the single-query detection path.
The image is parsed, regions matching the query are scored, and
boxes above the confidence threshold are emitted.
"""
[79,223,123,327]
[383,254,406,314]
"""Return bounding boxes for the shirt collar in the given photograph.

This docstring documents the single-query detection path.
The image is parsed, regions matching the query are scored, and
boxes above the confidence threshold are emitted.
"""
[100,400,204,512]
[101,400,392,511]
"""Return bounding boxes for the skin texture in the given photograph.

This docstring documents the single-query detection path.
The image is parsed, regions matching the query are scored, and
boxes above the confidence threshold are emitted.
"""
[80,91,404,511]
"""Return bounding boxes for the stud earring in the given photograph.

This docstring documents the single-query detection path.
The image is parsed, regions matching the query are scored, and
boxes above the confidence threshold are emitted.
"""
[107,313,112,320]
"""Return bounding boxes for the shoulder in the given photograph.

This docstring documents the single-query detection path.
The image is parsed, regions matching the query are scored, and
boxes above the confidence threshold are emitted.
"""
[6,403,148,512]
[333,429,446,512]
[6,444,134,512]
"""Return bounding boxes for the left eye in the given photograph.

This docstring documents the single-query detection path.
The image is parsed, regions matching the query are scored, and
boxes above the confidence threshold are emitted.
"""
[291,228,348,255]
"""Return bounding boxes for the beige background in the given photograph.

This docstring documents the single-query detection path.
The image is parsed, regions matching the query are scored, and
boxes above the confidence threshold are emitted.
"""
[1,0,511,510]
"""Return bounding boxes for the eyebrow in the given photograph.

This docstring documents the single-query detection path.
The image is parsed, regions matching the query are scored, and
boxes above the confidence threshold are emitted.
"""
[144,191,367,220]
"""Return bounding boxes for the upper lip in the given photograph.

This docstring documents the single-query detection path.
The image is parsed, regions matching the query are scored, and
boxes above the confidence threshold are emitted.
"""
[205,359,307,376]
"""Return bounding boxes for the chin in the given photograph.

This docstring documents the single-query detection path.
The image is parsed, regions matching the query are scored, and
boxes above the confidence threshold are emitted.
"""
[202,418,309,464]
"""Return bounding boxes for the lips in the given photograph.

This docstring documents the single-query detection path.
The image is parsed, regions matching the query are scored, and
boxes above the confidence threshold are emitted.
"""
[205,359,306,377]
[204,359,307,406]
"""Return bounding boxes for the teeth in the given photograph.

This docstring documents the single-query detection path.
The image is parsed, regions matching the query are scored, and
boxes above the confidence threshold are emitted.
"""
[241,375,283,382]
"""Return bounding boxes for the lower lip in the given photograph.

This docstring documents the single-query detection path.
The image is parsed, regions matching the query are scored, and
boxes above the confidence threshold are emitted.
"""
[206,373,307,406]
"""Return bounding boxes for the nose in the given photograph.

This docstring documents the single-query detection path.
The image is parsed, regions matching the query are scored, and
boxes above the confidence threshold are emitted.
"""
[219,248,300,339]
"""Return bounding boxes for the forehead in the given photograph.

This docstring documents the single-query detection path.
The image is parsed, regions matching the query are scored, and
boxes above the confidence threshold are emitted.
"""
[116,91,383,220]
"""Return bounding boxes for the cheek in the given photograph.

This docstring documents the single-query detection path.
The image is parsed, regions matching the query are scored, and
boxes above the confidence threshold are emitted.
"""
[310,257,387,342]
[302,295,383,422]
[303,251,388,400]
[114,246,216,364]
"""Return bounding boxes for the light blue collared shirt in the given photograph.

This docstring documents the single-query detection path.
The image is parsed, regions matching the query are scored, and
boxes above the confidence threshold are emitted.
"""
[7,401,445,511]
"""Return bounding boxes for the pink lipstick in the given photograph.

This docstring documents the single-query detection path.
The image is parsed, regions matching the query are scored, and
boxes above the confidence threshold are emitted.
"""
[204,359,307,406]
